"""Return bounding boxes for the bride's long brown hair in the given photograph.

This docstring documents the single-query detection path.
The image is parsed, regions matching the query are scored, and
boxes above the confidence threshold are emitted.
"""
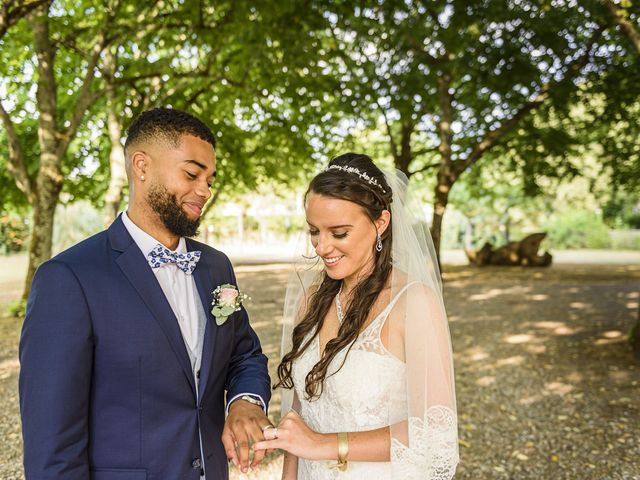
[275,153,393,399]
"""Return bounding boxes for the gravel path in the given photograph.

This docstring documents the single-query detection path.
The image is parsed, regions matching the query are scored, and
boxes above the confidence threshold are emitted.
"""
[1,261,639,479]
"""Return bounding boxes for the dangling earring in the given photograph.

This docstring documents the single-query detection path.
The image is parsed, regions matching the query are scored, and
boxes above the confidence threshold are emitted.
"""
[375,232,383,253]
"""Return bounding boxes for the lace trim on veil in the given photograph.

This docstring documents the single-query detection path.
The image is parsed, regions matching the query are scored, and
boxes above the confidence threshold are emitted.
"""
[390,405,458,480]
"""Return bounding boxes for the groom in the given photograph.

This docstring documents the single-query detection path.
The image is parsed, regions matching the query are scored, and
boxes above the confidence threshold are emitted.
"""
[19,107,271,479]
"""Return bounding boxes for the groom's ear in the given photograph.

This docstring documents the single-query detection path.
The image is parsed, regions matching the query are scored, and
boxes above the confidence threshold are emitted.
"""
[130,150,148,181]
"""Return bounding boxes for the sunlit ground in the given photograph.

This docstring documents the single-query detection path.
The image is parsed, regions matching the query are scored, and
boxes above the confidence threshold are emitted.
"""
[1,253,639,479]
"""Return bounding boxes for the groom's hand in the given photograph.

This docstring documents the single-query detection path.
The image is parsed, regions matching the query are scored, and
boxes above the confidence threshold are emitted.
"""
[222,399,271,473]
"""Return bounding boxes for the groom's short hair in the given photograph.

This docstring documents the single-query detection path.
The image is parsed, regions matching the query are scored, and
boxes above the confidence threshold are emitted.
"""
[124,107,216,157]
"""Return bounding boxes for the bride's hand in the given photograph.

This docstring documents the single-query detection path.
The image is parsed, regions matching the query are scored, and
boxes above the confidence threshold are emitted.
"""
[253,411,337,461]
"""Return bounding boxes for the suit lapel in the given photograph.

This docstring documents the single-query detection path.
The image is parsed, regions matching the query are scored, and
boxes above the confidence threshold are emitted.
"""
[189,242,219,402]
[109,217,196,396]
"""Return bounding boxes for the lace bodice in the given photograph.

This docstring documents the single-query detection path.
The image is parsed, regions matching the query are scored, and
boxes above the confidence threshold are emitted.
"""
[291,289,458,479]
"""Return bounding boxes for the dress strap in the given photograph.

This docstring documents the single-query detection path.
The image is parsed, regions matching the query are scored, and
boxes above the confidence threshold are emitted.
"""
[363,281,423,336]
[386,280,423,314]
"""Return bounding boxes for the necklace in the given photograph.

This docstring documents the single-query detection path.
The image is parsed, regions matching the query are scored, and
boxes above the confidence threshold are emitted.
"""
[335,284,344,323]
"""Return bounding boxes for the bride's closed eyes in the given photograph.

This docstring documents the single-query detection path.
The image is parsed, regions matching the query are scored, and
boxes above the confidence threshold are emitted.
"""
[307,228,349,239]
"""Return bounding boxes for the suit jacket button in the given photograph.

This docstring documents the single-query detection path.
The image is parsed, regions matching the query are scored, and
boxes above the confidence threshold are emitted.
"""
[192,458,201,469]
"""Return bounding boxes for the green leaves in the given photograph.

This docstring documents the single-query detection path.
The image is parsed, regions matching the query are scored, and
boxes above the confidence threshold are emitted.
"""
[1,0,639,240]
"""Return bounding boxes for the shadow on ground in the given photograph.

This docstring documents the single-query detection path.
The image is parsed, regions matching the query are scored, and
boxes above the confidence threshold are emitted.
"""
[1,262,639,479]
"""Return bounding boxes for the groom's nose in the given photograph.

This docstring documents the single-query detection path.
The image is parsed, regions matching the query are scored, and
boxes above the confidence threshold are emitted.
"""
[194,179,212,200]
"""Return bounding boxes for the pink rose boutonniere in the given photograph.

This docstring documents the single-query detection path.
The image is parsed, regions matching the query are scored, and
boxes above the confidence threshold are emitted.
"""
[211,284,249,326]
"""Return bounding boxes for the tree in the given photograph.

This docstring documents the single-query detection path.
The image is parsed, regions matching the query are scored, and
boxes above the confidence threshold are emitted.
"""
[92,1,332,224]
[1,0,335,305]
[304,1,636,264]
[0,1,121,300]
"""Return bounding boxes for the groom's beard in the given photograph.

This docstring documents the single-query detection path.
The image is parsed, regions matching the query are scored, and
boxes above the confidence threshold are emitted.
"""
[147,183,201,238]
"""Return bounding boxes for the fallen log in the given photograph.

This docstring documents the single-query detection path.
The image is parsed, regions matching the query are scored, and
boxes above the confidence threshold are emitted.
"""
[465,232,552,267]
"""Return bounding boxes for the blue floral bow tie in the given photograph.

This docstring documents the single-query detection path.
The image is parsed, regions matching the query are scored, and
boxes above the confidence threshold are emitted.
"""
[147,243,202,275]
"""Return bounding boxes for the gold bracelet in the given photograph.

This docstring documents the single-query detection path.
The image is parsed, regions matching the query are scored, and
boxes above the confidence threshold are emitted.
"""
[329,432,349,471]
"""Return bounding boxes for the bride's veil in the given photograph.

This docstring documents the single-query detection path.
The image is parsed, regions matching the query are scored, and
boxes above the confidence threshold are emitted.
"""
[279,168,458,478]
[383,169,458,478]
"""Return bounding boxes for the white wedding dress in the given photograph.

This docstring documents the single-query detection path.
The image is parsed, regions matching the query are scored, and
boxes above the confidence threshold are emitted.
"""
[291,288,458,479]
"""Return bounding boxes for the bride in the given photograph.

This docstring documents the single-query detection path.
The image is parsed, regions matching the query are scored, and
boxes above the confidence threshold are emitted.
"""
[254,153,458,479]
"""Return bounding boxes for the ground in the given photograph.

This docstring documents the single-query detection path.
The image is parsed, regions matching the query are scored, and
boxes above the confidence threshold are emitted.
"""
[1,254,639,479]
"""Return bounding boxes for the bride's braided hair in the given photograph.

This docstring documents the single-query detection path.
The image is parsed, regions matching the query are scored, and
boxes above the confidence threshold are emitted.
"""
[275,153,393,399]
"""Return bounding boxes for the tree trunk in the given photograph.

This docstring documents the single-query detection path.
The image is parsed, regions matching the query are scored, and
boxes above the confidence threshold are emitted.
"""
[431,72,455,266]
[431,169,454,267]
[20,3,110,299]
[427,32,602,264]
[103,99,127,225]
[103,49,127,226]
[23,3,61,300]
[396,120,414,177]
[632,303,640,360]
[23,182,62,299]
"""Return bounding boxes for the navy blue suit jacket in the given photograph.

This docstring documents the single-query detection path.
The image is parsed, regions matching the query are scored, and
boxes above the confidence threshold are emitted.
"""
[19,216,271,480]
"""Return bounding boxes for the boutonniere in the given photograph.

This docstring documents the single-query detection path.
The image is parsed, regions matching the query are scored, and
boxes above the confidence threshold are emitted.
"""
[211,283,249,326]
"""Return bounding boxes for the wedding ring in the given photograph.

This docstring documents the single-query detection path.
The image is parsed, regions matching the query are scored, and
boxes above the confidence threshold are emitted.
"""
[261,424,278,439]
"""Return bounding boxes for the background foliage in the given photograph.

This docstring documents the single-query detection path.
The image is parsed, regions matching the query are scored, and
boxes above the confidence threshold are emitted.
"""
[0,0,639,295]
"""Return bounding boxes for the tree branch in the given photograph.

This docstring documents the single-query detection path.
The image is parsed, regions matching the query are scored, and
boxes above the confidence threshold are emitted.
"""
[0,101,34,202]
[409,161,441,176]
[57,2,123,158]
[0,0,50,39]
[56,39,106,158]
[31,2,59,157]
[376,99,399,161]
[111,69,224,87]
[604,0,640,53]
[456,25,606,175]
[412,145,440,157]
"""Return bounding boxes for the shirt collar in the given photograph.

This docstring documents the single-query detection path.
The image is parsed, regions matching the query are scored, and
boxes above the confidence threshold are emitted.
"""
[121,209,187,257]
